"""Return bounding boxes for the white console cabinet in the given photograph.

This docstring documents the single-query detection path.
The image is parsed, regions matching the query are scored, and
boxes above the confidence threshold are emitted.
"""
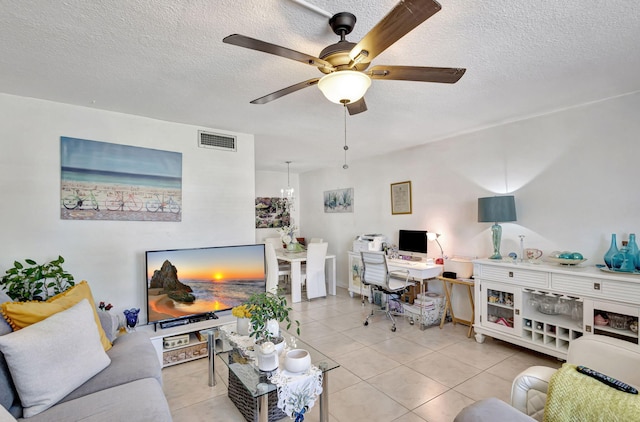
[474,259,640,359]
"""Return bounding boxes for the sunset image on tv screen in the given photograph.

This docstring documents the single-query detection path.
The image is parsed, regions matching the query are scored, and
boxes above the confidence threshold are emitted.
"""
[145,245,266,323]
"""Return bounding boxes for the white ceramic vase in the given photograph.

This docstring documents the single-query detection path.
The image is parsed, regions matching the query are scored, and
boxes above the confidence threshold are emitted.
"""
[236,317,249,336]
[266,319,280,338]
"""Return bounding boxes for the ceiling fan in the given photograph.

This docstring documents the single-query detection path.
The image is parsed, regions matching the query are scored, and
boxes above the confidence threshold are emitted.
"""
[223,0,466,115]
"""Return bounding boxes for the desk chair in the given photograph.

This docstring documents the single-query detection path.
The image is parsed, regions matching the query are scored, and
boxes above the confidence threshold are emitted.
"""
[265,242,291,294]
[302,242,328,300]
[360,251,411,332]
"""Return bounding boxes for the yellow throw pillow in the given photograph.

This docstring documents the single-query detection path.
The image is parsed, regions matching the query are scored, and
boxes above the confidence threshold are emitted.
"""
[0,281,112,351]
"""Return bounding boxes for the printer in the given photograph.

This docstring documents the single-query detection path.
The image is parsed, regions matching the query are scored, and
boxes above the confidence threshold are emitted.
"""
[352,234,387,252]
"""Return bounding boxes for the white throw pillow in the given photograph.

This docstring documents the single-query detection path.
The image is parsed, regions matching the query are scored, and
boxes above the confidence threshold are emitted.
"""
[0,404,17,422]
[0,299,111,417]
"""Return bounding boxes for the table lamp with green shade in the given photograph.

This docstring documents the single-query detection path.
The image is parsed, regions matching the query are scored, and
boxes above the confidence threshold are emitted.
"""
[478,196,517,259]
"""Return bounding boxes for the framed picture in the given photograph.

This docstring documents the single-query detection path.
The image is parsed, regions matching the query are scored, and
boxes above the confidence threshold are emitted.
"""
[60,137,182,222]
[255,197,290,228]
[324,188,354,213]
[390,181,412,215]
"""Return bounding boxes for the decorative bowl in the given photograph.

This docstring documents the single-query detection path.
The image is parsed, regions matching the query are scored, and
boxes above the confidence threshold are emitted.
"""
[284,349,311,374]
[594,314,609,326]
[546,256,587,266]
[608,313,631,330]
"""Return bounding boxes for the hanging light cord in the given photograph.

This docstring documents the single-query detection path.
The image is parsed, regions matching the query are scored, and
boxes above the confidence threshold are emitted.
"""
[342,104,349,170]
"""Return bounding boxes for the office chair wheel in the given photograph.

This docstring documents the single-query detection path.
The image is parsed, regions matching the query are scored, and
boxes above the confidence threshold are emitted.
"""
[391,325,396,332]
[409,318,415,325]
[364,321,369,326]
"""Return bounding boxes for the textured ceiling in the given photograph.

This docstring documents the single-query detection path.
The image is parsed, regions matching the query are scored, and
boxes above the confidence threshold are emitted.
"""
[1,0,639,173]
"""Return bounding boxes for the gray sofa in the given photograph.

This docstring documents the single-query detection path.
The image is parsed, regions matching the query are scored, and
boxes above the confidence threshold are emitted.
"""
[0,304,172,422]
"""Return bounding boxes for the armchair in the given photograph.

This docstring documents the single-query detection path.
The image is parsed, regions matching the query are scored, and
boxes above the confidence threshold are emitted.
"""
[455,335,640,422]
[511,334,640,421]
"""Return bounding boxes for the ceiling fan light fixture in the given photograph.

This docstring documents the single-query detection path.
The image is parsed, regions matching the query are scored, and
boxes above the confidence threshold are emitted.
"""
[318,71,371,105]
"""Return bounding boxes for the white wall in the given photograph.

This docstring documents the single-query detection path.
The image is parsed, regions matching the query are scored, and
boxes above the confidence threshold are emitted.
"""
[0,94,256,321]
[299,92,640,291]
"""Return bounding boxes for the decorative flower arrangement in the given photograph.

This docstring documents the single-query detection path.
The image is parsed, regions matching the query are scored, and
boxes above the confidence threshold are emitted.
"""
[278,225,298,246]
[98,301,113,311]
[231,304,254,319]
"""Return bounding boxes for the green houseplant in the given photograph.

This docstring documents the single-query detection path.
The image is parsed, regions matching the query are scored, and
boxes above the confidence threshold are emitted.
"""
[246,291,300,342]
[0,255,75,301]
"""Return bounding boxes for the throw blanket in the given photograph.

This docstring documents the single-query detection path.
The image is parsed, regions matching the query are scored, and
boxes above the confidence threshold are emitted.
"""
[544,364,640,422]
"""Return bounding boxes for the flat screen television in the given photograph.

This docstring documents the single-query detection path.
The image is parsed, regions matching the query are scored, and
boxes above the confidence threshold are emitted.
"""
[145,244,266,325]
[398,230,428,258]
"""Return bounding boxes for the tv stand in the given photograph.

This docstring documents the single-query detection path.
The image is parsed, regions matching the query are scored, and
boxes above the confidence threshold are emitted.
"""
[141,315,234,367]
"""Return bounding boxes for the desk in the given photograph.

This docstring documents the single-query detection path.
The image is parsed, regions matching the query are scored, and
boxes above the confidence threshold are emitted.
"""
[276,250,336,303]
[438,276,475,337]
[385,259,443,330]
[386,259,443,281]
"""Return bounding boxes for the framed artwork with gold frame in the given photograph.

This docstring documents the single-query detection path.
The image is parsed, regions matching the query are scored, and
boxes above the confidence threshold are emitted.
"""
[390,181,412,215]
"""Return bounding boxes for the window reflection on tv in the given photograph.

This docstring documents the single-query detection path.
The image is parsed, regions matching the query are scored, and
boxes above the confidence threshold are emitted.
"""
[145,244,266,324]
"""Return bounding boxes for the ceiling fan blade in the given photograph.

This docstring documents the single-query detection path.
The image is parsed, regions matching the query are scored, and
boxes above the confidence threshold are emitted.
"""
[368,65,466,83]
[223,34,333,70]
[250,78,320,104]
[349,0,442,66]
[346,98,367,115]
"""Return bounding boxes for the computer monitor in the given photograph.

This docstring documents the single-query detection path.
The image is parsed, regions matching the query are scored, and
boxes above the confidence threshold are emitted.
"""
[398,230,428,260]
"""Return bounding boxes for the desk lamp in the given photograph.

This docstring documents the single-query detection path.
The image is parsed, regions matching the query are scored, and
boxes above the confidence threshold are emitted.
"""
[478,196,517,259]
[427,232,444,264]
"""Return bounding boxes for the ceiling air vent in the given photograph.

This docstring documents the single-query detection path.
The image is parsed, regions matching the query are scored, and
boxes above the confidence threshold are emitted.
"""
[198,131,237,152]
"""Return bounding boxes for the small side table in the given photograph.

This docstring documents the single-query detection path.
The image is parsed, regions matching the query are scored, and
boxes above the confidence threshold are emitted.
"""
[438,276,475,338]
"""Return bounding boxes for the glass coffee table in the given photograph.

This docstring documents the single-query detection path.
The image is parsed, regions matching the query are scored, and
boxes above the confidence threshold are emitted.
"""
[203,322,339,422]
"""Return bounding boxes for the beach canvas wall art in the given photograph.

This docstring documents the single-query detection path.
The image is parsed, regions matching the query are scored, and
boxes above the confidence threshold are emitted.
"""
[60,137,182,221]
[324,188,354,213]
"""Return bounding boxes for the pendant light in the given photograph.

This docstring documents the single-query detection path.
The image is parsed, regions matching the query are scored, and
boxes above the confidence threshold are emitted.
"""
[281,161,295,202]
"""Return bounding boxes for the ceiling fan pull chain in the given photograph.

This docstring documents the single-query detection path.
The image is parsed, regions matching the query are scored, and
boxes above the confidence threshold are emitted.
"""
[343,104,349,170]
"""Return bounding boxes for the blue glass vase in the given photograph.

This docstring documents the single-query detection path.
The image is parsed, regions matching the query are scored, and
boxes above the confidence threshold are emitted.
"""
[603,234,618,269]
[124,308,140,332]
[627,234,639,271]
[612,241,636,272]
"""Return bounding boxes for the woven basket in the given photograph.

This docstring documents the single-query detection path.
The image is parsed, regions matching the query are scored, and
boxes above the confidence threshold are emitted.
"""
[228,367,286,422]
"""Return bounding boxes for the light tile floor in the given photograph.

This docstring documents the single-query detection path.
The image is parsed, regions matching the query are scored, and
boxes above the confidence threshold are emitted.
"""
[163,288,562,422]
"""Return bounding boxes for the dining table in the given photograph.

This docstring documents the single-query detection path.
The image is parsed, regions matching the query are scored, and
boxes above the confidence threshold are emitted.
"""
[275,249,336,303]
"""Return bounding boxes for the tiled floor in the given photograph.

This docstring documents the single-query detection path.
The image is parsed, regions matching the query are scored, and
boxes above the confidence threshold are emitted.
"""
[163,288,562,422]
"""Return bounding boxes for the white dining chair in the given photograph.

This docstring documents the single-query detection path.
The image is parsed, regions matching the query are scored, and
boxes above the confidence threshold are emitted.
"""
[309,238,323,243]
[265,237,284,250]
[301,242,328,300]
[264,242,291,294]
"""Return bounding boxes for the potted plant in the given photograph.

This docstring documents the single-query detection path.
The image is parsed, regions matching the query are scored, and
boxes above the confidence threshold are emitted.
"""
[246,291,300,343]
[0,256,75,301]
